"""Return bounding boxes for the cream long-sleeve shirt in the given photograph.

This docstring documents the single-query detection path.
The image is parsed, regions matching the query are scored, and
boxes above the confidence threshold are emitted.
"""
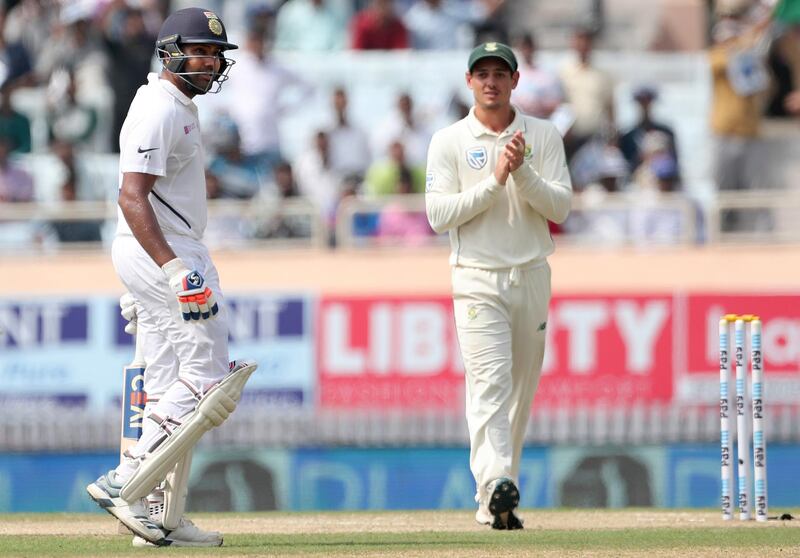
[425,107,572,269]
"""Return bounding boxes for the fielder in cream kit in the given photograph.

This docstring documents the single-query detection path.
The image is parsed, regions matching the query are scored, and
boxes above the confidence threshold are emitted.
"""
[86,8,257,547]
[425,42,572,529]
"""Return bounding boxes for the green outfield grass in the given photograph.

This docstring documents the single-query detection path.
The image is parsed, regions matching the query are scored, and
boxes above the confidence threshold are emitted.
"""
[1,510,798,557]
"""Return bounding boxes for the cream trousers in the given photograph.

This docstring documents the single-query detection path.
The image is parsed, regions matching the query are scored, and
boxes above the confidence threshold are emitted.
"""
[451,261,551,505]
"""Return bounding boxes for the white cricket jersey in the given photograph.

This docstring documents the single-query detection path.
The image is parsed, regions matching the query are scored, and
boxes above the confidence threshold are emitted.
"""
[425,107,572,269]
[116,73,207,240]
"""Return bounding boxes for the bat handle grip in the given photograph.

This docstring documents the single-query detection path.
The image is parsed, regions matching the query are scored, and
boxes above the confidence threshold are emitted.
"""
[131,330,146,368]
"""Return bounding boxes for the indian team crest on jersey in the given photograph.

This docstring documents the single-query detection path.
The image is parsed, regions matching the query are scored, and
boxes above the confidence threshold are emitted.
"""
[466,146,487,170]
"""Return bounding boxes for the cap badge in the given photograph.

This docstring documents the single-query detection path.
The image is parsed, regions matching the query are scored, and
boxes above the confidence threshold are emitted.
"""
[485,42,498,52]
[208,18,223,35]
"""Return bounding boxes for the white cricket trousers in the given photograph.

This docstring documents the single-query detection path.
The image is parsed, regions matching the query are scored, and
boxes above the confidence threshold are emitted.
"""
[111,234,230,482]
[451,261,551,505]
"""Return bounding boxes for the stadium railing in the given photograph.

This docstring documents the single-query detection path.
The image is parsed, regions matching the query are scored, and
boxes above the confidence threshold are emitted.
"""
[5,191,800,250]
[334,191,800,248]
[3,401,799,451]
[0,198,325,252]
[707,190,800,244]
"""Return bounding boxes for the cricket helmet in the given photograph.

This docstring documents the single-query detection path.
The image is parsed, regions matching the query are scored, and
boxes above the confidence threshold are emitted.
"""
[156,7,238,94]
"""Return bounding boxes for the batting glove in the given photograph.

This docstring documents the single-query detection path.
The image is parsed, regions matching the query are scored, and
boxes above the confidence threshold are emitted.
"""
[120,292,138,335]
[162,258,219,321]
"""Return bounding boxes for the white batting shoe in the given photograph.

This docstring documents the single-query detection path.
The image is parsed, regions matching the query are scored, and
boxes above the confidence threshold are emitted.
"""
[86,471,166,545]
[132,517,223,547]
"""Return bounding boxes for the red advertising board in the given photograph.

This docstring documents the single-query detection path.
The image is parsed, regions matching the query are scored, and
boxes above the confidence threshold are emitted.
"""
[317,293,800,409]
[318,297,464,409]
[318,295,676,409]
[538,294,674,404]
[678,294,800,404]
[686,294,800,375]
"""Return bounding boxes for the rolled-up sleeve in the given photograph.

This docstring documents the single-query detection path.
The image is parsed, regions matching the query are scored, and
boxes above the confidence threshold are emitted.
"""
[425,131,501,234]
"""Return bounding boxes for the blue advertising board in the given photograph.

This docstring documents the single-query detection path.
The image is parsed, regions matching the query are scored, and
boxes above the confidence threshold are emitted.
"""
[2,444,798,513]
[0,294,316,409]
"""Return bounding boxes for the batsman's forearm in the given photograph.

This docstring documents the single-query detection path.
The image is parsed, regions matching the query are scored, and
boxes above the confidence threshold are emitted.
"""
[119,193,177,267]
[425,177,502,234]
[511,165,572,224]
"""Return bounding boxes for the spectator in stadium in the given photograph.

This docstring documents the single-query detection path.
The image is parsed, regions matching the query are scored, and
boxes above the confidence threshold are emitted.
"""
[562,148,629,244]
[364,139,425,196]
[764,25,800,117]
[203,167,256,249]
[293,130,347,235]
[50,138,96,199]
[0,87,31,153]
[205,169,222,200]
[629,130,680,194]
[471,0,508,44]
[214,22,314,174]
[626,130,689,245]
[446,90,471,121]
[784,88,800,115]
[252,161,312,240]
[100,4,158,152]
[46,153,103,243]
[618,86,678,175]
[36,8,110,112]
[46,69,99,148]
[0,139,33,202]
[569,126,628,192]
[511,32,564,119]
[274,0,347,51]
[708,13,771,230]
[327,87,371,179]
[206,116,265,199]
[403,0,502,50]
[0,9,35,91]
[270,161,301,199]
[375,166,434,244]
[4,0,57,65]
[373,92,431,166]
[351,0,409,50]
[559,26,615,160]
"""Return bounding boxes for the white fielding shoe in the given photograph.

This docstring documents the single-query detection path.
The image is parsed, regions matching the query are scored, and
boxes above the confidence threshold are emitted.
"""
[486,478,524,530]
[86,471,166,545]
[475,504,492,525]
[132,517,223,547]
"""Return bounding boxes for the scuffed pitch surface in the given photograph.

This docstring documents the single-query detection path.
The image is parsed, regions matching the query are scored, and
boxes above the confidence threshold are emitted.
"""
[2,509,796,536]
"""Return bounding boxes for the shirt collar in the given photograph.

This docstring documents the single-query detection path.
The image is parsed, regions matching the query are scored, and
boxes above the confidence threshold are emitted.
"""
[466,105,526,138]
[149,72,194,107]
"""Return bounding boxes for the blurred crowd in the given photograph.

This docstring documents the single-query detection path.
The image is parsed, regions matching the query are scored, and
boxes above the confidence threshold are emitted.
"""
[1,0,800,246]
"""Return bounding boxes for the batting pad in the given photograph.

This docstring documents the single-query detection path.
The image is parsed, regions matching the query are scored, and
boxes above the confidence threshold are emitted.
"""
[162,451,192,531]
[121,360,258,502]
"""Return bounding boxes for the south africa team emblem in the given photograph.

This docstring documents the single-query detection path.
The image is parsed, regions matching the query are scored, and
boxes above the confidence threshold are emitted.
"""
[466,146,487,170]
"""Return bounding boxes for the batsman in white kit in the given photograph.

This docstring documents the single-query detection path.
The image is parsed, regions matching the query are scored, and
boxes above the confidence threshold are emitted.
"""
[425,43,572,529]
[86,8,257,547]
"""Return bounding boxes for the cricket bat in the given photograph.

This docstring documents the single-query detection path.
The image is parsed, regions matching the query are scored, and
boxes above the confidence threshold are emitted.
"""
[118,331,147,535]
[120,331,147,459]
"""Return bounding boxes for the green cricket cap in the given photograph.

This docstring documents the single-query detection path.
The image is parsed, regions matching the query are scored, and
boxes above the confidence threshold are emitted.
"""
[467,42,518,73]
